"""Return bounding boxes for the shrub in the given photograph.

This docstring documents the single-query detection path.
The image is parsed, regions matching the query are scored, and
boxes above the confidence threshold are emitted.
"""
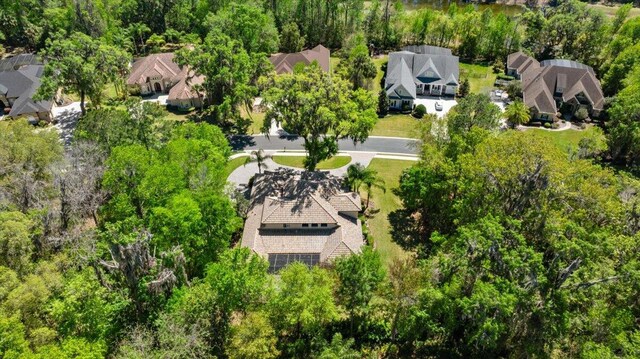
[492,59,504,74]
[543,122,552,129]
[552,122,560,129]
[458,78,470,97]
[575,107,589,121]
[413,104,426,119]
[497,74,515,81]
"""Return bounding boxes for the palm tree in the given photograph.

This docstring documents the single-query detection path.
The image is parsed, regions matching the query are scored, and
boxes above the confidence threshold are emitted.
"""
[344,163,367,192]
[505,99,531,129]
[344,163,385,209]
[362,170,385,209]
[244,149,271,174]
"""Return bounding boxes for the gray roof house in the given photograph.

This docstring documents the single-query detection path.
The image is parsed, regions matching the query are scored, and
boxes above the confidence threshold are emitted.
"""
[508,52,605,121]
[241,169,365,272]
[0,55,53,121]
[385,45,459,110]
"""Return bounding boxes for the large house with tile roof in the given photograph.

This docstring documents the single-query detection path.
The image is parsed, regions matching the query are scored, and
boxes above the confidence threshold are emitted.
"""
[268,45,330,75]
[507,52,605,121]
[241,169,364,272]
[385,45,459,110]
[0,54,54,121]
[126,52,204,109]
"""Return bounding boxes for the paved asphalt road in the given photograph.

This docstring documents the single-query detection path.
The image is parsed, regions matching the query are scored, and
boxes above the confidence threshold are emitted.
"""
[229,135,420,155]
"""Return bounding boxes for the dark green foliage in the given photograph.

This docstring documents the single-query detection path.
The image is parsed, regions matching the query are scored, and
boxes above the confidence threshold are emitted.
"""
[458,78,470,97]
[377,89,389,117]
[412,104,426,119]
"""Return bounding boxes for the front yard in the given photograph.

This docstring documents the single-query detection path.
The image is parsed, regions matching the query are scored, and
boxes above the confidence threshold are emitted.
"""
[272,154,352,169]
[372,114,422,138]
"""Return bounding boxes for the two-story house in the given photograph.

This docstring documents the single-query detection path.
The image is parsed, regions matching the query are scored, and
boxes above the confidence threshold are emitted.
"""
[385,45,459,110]
[507,52,605,121]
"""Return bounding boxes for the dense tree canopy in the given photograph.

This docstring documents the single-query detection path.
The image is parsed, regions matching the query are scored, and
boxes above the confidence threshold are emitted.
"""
[262,63,377,171]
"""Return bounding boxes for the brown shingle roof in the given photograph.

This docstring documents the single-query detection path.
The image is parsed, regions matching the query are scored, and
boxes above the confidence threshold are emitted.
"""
[269,45,330,75]
[167,70,204,101]
[507,51,540,75]
[516,54,605,115]
[328,193,361,212]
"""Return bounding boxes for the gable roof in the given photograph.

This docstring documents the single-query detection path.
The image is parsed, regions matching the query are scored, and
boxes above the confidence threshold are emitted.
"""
[518,54,605,114]
[507,51,540,75]
[127,53,183,86]
[385,46,459,100]
[0,60,52,117]
[0,54,41,72]
[167,70,204,101]
[269,45,330,75]
[241,169,364,264]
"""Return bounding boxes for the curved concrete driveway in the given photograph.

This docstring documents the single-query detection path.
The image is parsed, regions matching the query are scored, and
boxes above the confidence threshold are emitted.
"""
[229,135,420,155]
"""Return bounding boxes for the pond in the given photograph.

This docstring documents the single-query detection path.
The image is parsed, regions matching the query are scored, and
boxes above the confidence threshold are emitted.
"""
[401,0,525,16]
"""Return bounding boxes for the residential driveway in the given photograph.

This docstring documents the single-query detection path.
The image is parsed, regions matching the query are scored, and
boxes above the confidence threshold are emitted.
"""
[413,97,457,118]
[141,94,168,105]
[52,102,82,146]
[229,135,420,155]
[228,151,382,187]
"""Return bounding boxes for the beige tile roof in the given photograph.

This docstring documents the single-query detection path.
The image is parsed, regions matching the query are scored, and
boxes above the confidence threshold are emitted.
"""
[127,53,182,86]
[262,196,339,224]
[328,193,361,212]
[167,70,204,101]
[241,169,364,263]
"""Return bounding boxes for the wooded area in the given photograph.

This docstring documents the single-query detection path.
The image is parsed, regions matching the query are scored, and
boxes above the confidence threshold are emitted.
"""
[2,0,640,358]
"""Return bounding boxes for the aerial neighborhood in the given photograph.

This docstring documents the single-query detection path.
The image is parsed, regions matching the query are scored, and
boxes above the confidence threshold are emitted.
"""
[2,0,640,357]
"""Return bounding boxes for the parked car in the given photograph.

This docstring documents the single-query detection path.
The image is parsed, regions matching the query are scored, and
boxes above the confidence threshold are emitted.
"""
[435,101,443,111]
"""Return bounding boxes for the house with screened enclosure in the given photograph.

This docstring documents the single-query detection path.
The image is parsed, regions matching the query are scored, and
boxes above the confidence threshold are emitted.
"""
[240,169,365,272]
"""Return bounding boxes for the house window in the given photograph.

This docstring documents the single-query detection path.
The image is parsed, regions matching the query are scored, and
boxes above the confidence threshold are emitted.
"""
[311,223,318,227]
[302,223,309,228]
[321,223,328,227]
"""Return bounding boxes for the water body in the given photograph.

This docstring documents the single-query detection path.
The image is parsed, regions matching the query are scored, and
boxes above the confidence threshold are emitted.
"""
[402,0,525,16]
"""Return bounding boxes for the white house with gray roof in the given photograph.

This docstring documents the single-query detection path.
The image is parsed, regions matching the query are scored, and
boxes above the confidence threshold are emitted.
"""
[385,45,459,110]
[241,169,364,272]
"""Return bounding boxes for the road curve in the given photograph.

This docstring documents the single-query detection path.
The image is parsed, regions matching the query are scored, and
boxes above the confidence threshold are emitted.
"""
[229,135,421,155]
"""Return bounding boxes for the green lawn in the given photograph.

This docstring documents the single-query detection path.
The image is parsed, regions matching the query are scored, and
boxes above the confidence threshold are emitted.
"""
[272,155,352,169]
[459,62,497,95]
[526,126,605,154]
[372,113,422,138]
[587,4,640,19]
[363,159,415,266]
[225,156,248,178]
[372,55,388,94]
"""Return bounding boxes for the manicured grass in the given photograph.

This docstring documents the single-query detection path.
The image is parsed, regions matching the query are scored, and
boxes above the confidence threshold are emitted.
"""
[240,107,266,135]
[363,159,415,266]
[225,156,248,178]
[526,125,605,153]
[459,62,497,95]
[372,113,422,138]
[272,155,352,169]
